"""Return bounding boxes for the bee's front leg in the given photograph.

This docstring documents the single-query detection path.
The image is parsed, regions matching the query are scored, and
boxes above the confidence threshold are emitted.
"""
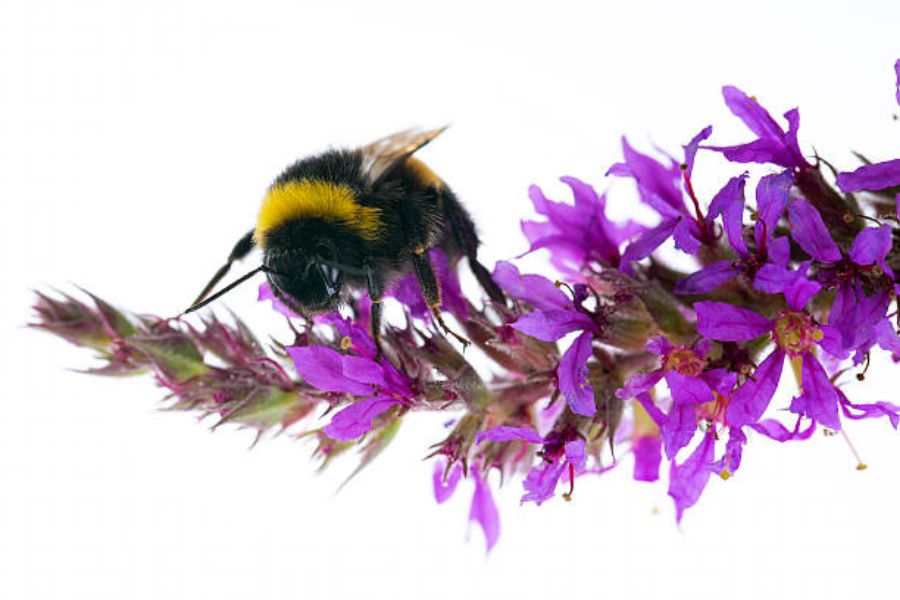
[411,248,470,350]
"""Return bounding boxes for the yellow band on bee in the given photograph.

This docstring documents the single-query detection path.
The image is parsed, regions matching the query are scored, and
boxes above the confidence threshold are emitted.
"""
[254,179,383,247]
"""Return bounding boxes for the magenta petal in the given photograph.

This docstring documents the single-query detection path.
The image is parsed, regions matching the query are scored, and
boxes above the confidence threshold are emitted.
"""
[616,369,665,400]
[672,218,702,255]
[476,426,543,445]
[707,174,749,257]
[632,435,662,482]
[492,261,568,310]
[511,309,593,342]
[668,430,716,523]
[287,346,374,396]
[521,461,565,506]
[621,219,679,266]
[695,301,773,342]
[727,348,785,427]
[682,126,713,178]
[709,427,747,476]
[753,262,821,311]
[791,354,841,430]
[721,85,785,141]
[469,469,500,553]
[557,331,596,416]
[564,439,587,470]
[662,401,698,460]
[324,397,399,440]
[755,170,793,232]
[836,159,900,193]
[433,460,462,503]
[767,235,791,267]
[665,371,714,406]
[849,225,893,268]
[787,198,842,262]
[675,261,738,295]
[840,396,900,429]
[749,417,816,442]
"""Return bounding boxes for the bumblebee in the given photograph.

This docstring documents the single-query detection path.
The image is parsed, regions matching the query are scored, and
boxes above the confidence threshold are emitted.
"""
[185,127,504,353]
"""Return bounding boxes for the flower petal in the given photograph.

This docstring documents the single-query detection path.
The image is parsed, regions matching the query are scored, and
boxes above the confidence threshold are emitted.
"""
[433,460,462,503]
[323,397,399,440]
[616,369,665,400]
[476,426,544,445]
[662,401,697,460]
[707,174,749,257]
[790,353,841,430]
[492,261,568,310]
[683,126,713,178]
[749,417,816,441]
[787,198,842,263]
[836,159,900,193]
[695,301,773,342]
[754,170,793,248]
[557,331,596,416]
[675,261,738,295]
[632,434,662,482]
[620,219,679,266]
[849,225,893,269]
[665,371,714,406]
[469,469,500,553]
[726,348,785,427]
[511,309,593,342]
[668,430,716,523]
[287,345,374,396]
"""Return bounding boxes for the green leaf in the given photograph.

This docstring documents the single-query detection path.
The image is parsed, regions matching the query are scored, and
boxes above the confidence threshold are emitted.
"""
[221,388,310,431]
[131,333,208,381]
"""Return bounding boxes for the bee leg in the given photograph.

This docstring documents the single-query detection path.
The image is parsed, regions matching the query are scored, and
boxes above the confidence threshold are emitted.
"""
[439,190,506,304]
[365,265,385,361]
[192,230,255,306]
[412,249,470,350]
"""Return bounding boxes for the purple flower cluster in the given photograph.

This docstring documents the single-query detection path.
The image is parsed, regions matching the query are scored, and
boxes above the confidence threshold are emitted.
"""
[33,59,900,550]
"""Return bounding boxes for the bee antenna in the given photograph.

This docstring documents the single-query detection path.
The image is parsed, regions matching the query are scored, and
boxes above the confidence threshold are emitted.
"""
[181,265,267,315]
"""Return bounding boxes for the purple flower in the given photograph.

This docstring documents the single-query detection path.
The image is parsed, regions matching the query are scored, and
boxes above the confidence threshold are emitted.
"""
[695,299,845,429]
[608,128,718,264]
[790,211,896,356]
[431,460,500,553]
[675,170,793,295]
[706,86,810,170]
[836,159,900,194]
[521,176,641,273]
[287,345,414,440]
[477,426,586,505]
[668,430,716,523]
[493,262,600,416]
[749,416,816,442]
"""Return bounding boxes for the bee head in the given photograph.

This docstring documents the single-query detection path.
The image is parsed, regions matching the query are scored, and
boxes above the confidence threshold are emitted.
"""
[264,239,344,313]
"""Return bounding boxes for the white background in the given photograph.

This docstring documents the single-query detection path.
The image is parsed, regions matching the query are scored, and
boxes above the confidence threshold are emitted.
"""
[2,1,899,598]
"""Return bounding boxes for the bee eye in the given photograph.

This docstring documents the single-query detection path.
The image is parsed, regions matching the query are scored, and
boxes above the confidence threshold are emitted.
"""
[315,242,337,263]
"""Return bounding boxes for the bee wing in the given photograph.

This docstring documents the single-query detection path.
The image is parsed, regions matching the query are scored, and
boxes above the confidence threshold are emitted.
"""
[359,126,448,187]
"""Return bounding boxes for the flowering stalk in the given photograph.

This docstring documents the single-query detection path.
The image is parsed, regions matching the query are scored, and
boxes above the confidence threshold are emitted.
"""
[32,60,900,550]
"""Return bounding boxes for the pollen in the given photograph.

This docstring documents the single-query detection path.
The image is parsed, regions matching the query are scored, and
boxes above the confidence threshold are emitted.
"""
[773,310,821,356]
[719,469,732,480]
[664,346,706,376]
[340,336,352,350]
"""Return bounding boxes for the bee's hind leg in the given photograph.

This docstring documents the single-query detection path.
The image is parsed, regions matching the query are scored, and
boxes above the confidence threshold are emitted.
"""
[365,265,385,361]
[412,249,471,350]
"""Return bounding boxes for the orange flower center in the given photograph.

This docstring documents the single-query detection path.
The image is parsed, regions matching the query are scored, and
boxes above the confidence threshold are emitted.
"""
[773,310,822,356]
